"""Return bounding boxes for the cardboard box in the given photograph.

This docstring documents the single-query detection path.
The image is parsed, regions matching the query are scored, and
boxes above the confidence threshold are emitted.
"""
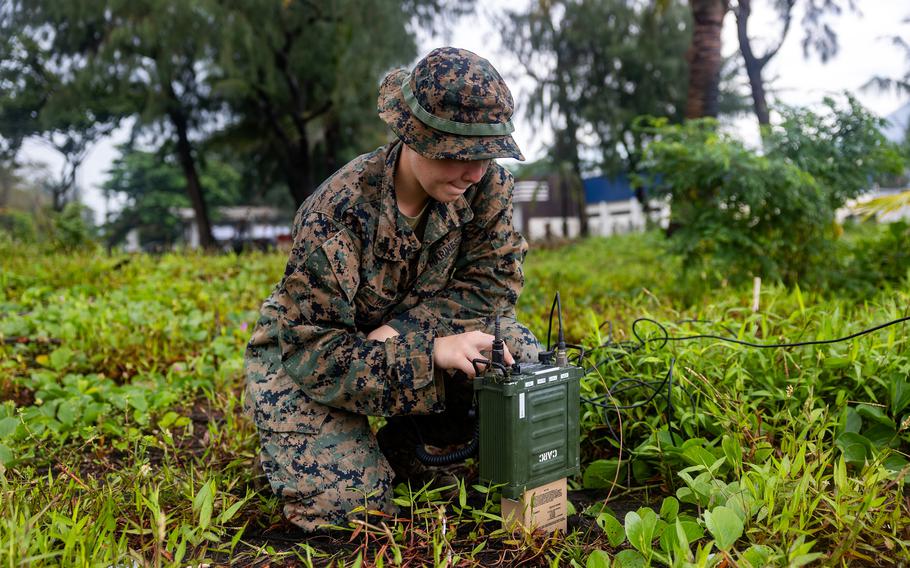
[500,477,567,534]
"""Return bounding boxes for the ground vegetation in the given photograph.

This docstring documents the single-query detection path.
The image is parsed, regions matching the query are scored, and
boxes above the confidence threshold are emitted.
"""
[2,228,909,565]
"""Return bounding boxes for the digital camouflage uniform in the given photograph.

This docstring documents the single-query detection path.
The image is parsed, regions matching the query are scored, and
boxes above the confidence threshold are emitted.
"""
[244,47,539,531]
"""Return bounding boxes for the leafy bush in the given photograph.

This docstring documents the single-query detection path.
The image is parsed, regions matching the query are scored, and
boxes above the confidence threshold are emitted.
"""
[635,97,905,289]
[0,203,97,251]
[635,118,831,286]
[51,202,97,251]
[764,95,905,208]
[818,221,910,297]
[0,209,37,243]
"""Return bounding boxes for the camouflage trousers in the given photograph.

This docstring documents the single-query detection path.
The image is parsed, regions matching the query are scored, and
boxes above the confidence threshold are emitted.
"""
[252,316,540,532]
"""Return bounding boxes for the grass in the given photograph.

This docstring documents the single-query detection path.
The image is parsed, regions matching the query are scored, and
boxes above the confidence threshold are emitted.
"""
[1,230,909,566]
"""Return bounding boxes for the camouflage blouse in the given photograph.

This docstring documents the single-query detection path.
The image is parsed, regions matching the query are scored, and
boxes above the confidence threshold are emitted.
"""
[245,140,527,432]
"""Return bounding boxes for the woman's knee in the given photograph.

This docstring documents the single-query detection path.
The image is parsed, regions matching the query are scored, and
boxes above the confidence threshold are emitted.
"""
[256,411,396,531]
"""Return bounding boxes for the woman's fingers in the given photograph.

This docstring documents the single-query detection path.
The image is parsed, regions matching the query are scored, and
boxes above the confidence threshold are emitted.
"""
[503,343,515,366]
[466,348,486,377]
[460,358,478,377]
[432,330,520,378]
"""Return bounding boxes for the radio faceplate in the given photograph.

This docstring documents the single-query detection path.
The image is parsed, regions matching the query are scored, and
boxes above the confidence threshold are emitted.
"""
[474,362,583,499]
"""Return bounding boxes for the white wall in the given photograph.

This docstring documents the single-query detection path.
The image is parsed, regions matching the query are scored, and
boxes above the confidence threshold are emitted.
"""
[521,199,670,241]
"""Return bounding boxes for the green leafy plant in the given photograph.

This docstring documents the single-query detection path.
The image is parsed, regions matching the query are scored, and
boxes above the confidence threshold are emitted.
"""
[2,230,910,564]
[635,117,831,286]
[835,373,910,470]
[634,97,905,288]
[764,95,905,210]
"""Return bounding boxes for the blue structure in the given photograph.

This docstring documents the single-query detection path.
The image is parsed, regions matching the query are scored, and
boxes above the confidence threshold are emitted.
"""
[583,174,636,204]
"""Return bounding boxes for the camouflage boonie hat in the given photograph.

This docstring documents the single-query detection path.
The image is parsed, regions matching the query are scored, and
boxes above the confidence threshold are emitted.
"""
[378,47,525,161]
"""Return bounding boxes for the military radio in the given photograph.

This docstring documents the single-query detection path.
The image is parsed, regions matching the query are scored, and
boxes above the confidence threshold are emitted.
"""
[415,295,583,532]
[473,311,583,532]
[473,316,583,499]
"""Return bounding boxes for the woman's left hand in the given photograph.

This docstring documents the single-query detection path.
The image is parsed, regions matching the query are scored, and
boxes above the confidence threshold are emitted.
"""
[367,324,400,342]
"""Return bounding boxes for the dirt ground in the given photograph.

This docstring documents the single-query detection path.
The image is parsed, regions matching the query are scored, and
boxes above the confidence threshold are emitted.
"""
[229,487,652,567]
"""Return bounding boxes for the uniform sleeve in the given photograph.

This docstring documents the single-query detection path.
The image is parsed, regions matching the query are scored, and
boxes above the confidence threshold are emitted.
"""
[385,166,528,335]
[276,212,443,416]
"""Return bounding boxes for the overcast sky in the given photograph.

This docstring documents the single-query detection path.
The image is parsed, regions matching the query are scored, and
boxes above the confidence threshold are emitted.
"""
[19,1,910,222]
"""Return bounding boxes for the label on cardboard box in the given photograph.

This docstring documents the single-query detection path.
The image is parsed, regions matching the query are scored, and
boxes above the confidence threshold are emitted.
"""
[500,477,567,534]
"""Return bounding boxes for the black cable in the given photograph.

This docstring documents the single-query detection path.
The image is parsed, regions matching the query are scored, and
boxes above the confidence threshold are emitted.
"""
[582,358,676,411]
[416,306,910,460]
[471,357,507,377]
[415,420,479,466]
[546,293,560,351]
[579,314,910,444]
[556,292,565,350]
[582,359,677,444]
[632,315,910,350]
[566,343,586,366]
[413,358,496,466]
[582,315,910,370]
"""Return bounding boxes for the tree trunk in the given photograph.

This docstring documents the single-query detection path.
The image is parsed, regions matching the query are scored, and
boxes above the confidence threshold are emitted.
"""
[735,0,796,128]
[741,57,770,126]
[47,162,77,212]
[686,0,730,119]
[286,137,313,208]
[253,88,313,208]
[0,171,10,208]
[560,170,570,239]
[167,106,215,250]
[323,112,341,180]
[272,29,326,208]
[255,92,315,208]
[568,171,587,238]
[736,0,769,125]
[553,66,589,238]
[554,130,588,239]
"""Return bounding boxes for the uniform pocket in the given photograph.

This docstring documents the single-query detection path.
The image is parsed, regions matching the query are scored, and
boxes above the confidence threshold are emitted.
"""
[320,231,361,304]
[354,283,403,330]
[356,284,399,311]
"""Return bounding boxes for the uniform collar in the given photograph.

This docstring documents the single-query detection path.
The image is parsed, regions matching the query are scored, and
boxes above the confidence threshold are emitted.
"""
[374,141,475,261]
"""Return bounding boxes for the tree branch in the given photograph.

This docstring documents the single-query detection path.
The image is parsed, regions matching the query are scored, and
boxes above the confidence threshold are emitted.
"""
[758,0,796,67]
[252,83,294,161]
[272,25,311,143]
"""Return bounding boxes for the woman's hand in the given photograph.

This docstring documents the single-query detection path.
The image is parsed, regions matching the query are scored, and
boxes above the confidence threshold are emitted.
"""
[433,331,514,378]
[367,324,400,342]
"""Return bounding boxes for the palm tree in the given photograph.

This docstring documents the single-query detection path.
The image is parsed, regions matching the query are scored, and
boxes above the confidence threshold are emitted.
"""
[855,190,910,219]
[857,15,910,218]
[686,0,731,118]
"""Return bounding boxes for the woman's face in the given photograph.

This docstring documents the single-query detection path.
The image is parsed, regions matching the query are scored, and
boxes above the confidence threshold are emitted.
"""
[403,145,491,203]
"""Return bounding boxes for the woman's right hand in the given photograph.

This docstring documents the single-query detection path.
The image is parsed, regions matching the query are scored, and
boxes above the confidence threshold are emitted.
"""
[432,331,514,378]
